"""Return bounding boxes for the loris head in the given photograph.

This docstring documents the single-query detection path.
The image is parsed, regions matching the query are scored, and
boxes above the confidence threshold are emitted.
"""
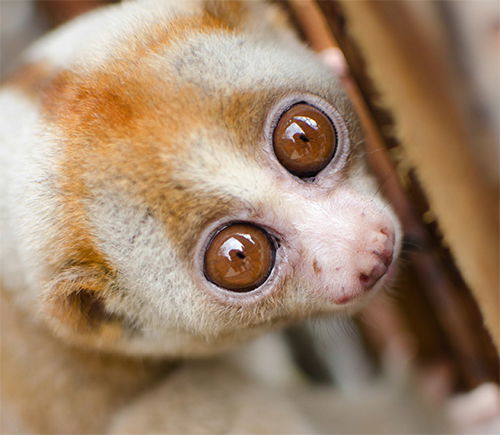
[7,0,401,356]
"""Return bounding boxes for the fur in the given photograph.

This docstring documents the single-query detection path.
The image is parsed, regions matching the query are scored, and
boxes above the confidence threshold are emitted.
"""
[1,1,402,432]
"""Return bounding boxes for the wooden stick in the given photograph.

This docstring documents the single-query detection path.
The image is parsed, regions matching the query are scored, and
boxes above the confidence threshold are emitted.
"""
[287,0,499,387]
[336,0,499,348]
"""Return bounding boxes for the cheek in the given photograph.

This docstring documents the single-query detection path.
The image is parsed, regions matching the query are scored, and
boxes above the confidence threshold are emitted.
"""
[87,190,281,347]
[86,191,196,325]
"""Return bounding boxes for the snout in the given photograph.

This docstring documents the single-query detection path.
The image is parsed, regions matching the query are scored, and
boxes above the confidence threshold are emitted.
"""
[333,226,396,304]
[274,186,401,308]
[358,228,395,290]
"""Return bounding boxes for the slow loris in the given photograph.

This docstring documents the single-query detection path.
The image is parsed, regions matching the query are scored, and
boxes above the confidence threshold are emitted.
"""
[0,1,401,432]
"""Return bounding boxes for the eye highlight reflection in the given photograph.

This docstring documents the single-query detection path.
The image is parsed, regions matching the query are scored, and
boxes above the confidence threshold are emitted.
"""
[273,103,336,178]
[204,223,275,292]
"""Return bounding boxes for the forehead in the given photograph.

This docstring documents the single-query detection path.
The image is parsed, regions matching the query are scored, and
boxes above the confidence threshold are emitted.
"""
[45,23,357,169]
[34,0,358,154]
[38,2,361,266]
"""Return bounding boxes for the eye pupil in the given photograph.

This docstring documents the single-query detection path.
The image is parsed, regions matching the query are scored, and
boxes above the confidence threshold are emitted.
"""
[204,224,275,292]
[273,103,336,177]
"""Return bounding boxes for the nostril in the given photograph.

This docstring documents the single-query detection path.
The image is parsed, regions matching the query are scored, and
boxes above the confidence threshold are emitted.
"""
[372,228,395,267]
[359,273,370,284]
[372,249,393,267]
[355,226,396,292]
[359,262,388,289]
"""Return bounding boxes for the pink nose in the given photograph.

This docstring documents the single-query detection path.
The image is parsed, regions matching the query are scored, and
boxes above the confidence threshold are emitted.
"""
[333,229,396,305]
[359,231,394,290]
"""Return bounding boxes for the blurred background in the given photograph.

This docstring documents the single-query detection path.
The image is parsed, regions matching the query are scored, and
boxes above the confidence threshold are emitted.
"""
[1,0,499,433]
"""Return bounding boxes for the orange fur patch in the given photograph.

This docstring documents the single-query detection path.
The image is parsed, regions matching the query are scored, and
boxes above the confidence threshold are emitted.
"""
[29,9,277,298]
[34,9,251,280]
[42,65,258,263]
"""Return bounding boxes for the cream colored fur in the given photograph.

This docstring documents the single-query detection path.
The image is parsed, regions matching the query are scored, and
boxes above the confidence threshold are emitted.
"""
[0,1,409,433]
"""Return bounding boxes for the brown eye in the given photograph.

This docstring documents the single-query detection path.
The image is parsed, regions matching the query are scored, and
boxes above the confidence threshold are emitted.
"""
[273,103,336,177]
[204,224,275,292]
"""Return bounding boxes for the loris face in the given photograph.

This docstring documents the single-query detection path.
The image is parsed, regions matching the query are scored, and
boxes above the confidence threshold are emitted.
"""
[2,0,401,356]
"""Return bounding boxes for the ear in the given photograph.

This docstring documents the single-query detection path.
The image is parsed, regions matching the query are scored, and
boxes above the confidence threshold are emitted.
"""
[41,265,123,343]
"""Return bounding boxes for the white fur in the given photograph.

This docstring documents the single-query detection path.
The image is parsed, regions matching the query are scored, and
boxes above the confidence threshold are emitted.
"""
[0,90,60,310]
[159,31,335,95]
[24,1,200,71]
